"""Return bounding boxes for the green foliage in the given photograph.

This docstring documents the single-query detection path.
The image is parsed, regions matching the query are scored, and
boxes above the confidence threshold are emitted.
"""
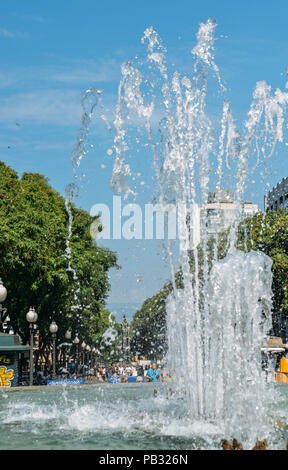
[130,282,172,360]
[237,209,288,327]
[0,162,118,352]
[131,209,288,357]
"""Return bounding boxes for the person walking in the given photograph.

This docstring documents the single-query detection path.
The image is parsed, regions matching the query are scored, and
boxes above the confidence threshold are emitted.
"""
[146,362,161,383]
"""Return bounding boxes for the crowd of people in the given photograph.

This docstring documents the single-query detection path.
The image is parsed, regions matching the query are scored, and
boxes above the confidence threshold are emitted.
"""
[75,361,171,383]
[21,360,171,386]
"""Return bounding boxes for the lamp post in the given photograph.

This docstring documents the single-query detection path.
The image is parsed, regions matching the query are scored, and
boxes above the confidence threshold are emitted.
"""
[65,330,71,340]
[92,347,96,369]
[26,307,38,386]
[49,321,58,380]
[86,345,91,370]
[122,315,130,364]
[95,349,100,369]
[73,335,80,376]
[64,330,72,368]
[81,341,86,377]
[0,278,7,333]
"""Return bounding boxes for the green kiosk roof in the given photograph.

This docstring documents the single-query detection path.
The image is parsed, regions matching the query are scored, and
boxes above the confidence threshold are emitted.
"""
[0,332,30,352]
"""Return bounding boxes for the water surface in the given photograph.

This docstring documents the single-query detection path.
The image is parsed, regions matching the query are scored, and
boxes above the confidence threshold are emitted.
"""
[1,383,288,450]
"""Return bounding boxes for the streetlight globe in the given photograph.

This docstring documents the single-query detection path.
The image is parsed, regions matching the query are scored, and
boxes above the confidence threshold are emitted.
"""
[0,279,7,303]
[81,341,86,349]
[26,307,38,323]
[86,345,91,351]
[49,321,58,334]
[73,336,80,344]
[65,330,72,340]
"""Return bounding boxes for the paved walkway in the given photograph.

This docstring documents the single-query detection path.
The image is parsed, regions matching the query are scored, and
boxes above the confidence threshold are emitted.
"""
[2,381,151,393]
[2,381,103,392]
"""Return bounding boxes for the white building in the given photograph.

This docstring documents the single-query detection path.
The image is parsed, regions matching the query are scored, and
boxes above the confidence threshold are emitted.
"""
[188,190,259,248]
[264,177,288,212]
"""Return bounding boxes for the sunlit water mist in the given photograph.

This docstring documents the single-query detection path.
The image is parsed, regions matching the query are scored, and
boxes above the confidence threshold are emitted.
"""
[167,250,273,442]
[109,18,288,446]
[65,87,104,280]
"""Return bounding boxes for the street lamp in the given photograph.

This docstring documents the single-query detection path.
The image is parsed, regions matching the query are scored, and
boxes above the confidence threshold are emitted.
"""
[65,330,72,340]
[73,335,80,376]
[86,345,91,370]
[26,307,38,386]
[0,278,7,333]
[64,330,72,367]
[2,315,10,333]
[92,347,96,368]
[49,321,58,380]
[122,315,130,364]
[81,341,86,377]
[94,348,101,370]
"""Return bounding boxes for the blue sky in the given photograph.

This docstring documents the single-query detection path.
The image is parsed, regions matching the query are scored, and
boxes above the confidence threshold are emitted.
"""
[1,0,288,320]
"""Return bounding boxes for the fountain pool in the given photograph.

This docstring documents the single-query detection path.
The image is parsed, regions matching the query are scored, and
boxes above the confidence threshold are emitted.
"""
[1,383,288,450]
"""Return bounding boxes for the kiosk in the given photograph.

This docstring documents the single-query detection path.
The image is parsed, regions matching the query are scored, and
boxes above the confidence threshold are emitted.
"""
[0,332,30,387]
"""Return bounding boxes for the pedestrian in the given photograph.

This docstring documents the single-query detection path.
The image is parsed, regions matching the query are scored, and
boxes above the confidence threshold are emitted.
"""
[146,362,161,382]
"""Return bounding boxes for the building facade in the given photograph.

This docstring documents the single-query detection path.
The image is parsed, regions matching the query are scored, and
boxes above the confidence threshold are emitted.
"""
[188,190,259,248]
[203,190,259,238]
[264,176,288,212]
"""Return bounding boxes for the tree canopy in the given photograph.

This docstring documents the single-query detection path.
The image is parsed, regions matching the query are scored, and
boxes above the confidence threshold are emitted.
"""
[0,161,118,356]
[237,209,288,334]
[130,281,172,360]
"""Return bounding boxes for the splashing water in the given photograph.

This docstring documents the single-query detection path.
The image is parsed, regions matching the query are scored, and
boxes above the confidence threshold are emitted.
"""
[64,87,108,329]
[1,384,288,450]
[1,20,288,450]
[110,18,288,445]
[102,312,119,347]
[65,87,104,279]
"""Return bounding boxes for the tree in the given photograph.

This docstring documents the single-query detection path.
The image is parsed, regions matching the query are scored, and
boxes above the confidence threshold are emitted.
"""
[130,282,172,360]
[130,270,185,360]
[237,209,288,336]
[0,162,118,360]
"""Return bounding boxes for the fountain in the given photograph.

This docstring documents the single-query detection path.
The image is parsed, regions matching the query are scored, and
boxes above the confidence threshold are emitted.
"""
[109,18,288,447]
[1,18,288,450]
